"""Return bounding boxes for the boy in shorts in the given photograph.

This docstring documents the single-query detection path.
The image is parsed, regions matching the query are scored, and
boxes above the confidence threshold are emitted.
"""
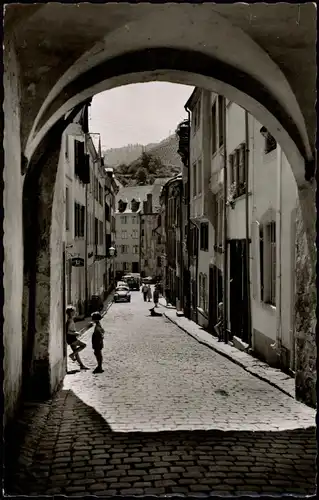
[91,311,105,374]
[66,306,88,370]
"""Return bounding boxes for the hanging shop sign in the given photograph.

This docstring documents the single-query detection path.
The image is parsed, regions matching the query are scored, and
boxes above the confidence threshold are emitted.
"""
[71,257,84,267]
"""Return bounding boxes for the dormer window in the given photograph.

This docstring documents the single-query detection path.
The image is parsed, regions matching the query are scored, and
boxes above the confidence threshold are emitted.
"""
[131,198,140,212]
[260,126,277,154]
[118,199,127,213]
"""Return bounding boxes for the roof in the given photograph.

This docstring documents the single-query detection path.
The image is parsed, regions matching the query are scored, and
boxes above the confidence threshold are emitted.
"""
[185,87,201,111]
[116,180,177,214]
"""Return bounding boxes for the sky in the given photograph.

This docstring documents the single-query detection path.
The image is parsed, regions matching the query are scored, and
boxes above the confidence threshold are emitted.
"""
[89,82,193,150]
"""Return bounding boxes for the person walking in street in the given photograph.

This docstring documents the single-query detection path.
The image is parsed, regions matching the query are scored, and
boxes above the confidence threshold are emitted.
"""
[66,306,88,370]
[153,287,160,308]
[214,302,224,342]
[147,284,152,302]
[91,311,105,374]
[142,283,148,302]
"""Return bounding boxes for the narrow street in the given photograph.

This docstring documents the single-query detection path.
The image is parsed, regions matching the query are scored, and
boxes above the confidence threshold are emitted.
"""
[10,290,316,496]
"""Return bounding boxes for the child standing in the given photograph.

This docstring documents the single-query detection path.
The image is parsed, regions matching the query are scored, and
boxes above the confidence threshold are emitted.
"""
[66,306,88,370]
[91,311,105,374]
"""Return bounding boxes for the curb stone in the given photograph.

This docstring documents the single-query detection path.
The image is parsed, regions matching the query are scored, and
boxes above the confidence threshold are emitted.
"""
[163,311,296,401]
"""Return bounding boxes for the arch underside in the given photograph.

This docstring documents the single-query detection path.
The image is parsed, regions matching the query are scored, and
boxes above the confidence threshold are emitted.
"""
[26,48,314,188]
[9,2,313,186]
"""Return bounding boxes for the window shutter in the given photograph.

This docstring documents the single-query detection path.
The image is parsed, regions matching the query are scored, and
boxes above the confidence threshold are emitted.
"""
[251,221,259,299]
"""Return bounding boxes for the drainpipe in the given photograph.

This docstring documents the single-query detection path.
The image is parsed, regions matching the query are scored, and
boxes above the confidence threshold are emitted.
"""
[274,143,283,364]
[184,105,191,319]
[245,111,252,346]
[222,98,228,343]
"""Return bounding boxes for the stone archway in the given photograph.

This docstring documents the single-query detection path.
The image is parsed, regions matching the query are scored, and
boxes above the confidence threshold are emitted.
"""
[3,3,316,417]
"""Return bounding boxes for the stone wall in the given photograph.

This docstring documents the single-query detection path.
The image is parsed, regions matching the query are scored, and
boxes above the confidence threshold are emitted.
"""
[49,149,66,391]
[294,183,317,407]
[3,36,24,425]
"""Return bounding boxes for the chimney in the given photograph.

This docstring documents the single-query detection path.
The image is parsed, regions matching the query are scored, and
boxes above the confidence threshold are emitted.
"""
[147,193,152,213]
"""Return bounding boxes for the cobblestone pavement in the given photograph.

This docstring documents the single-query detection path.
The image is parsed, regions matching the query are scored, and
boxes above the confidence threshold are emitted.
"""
[7,291,316,496]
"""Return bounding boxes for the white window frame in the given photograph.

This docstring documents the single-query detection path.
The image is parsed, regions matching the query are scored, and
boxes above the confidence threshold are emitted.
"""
[198,158,202,195]
[121,230,127,239]
[260,220,276,306]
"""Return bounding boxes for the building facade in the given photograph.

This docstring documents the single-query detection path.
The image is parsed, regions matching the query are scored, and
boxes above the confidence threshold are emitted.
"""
[114,182,168,280]
[182,87,300,372]
[160,175,184,309]
[62,104,118,318]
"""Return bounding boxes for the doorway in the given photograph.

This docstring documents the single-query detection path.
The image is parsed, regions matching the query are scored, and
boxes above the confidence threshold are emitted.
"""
[132,261,139,273]
[208,265,223,333]
[229,239,249,343]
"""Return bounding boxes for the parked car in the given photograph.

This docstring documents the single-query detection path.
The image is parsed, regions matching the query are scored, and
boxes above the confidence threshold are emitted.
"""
[114,285,131,303]
[142,276,155,284]
[125,276,140,291]
[116,281,127,288]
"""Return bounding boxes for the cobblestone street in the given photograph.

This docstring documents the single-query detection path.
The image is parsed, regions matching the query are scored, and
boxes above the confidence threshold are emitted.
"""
[8,290,316,496]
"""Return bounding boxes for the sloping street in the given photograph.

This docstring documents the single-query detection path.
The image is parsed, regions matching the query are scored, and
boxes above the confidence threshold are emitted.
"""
[8,290,316,496]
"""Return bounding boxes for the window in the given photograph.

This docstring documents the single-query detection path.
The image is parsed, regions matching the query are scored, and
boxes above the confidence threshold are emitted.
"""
[229,143,246,198]
[132,229,138,239]
[74,202,85,238]
[120,215,127,224]
[193,162,197,197]
[197,158,202,195]
[157,256,162,267]
[94,217,99,245]
[157,235,161,244]
[200,222,209,251]
[199,273,208,313]
[132,216,137,224]
[218,95,225,148]
[133,245,139,254]
[237,144,246,196]
[105,202,110,222]
[141,229,144,236]
[74,140,84,180]
[123,262,129,271]
[260,221,276,306]
[215,194,224,248]
[65,187,70,231]
[144,259,148,266]
[99,220,103,245]
[267,222,276,306]
[121,230,128,239]
[121,245,129,254]
[260,126,277,154]
[212,101,217,155]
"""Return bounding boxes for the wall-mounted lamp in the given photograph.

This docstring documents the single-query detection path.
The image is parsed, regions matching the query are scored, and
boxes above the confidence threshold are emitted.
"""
[109,246,115,257]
